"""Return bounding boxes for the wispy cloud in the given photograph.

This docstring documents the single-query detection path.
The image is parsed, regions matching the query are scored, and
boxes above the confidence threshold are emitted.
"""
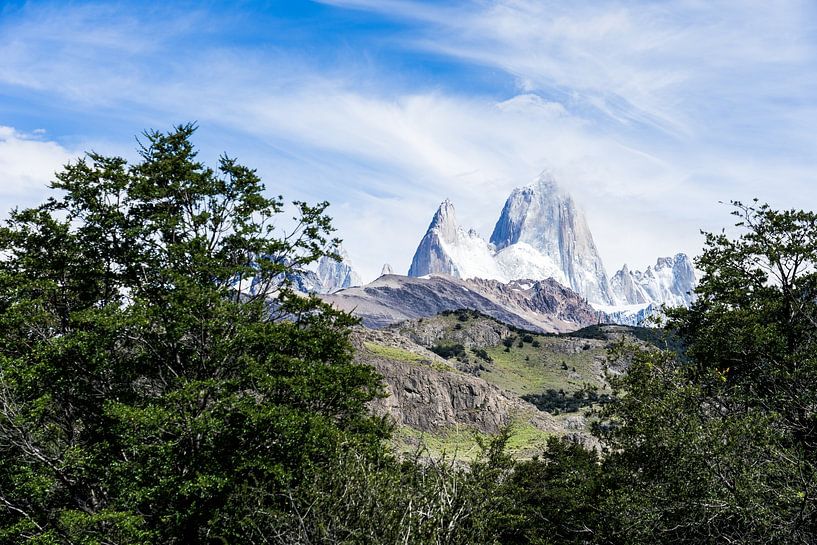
[0,1,816,280]
[321,0,817,140]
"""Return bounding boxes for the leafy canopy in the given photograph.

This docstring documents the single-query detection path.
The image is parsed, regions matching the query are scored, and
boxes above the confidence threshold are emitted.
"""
[0,124,388,544]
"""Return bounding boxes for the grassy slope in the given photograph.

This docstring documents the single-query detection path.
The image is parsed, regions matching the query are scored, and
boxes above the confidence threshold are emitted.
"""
[379,312,625,458]
[396,420,552,461]
[482,337,605,396]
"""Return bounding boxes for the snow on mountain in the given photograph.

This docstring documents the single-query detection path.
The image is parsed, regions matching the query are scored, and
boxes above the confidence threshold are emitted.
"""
[405,173,698,323]
[593,302,656,327]
[609,264,650,305]
[407,199,504,281]
[408,173,614,305]
[610,253,696,308]
[490,172,614,305]
[494,242,568,287]
[380,263,394,276]
[315,246,363,293]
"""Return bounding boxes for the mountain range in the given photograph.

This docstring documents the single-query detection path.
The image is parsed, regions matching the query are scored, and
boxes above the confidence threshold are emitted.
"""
[310,172,696,327]
[321,273,599,333]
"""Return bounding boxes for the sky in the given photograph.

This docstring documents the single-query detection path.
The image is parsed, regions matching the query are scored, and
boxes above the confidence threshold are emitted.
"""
[1,0,817,281]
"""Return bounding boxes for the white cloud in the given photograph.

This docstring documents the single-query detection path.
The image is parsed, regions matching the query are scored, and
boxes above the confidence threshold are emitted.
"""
[0,127,73,213]
[1,2,816,282]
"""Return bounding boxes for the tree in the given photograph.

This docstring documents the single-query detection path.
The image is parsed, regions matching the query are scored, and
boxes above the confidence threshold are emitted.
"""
[592,201,817,544]
[0,124,388,544]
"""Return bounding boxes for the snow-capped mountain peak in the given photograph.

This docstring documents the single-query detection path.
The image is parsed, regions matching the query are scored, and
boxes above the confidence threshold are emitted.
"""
[406,174,697,317]
[408,200,503,280]
[610,253,696,308]
[489,172,614,305]
[408,174,614,305]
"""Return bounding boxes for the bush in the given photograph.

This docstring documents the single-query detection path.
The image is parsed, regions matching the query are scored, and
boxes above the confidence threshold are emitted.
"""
[0,125,389,544]
[472,348,493,363]
[430,343,467,360]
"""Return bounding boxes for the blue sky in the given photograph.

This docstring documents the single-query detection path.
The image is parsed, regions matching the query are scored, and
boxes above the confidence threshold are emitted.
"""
[2,0,817,280]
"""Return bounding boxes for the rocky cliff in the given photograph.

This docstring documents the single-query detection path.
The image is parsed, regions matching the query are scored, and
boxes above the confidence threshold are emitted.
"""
[355,328,556,436]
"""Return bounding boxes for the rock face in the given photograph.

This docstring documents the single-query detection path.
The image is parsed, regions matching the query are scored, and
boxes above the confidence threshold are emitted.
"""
[407,199,501,280]
[407,173,614,305]
[314,246,363,293]
[320,273,599,333]
[490,173,614,305]
[609,253,696,307]
[610,264,649,305]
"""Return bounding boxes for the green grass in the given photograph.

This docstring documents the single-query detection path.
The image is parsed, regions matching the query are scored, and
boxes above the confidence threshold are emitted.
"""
[394,420,552,461]
[364,341,452,372]
[482,336,605,396]
[363,341,425,363]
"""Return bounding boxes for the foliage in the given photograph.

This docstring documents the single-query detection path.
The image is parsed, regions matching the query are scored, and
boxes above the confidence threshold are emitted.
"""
[523,387,612,414]
[0,125,388,544]
[5,135,816,545]
[592,200,817,544]
[429,343,467,360]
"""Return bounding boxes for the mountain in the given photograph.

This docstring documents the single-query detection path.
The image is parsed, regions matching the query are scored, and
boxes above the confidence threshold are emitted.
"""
[380,263,394,276]
[408,173,614,305]
[610,253,696,308]
[601,303,657,327]
[490,173,614,305]
[407,199,502,280]
[320,273,600,333]
[314,246,362,293]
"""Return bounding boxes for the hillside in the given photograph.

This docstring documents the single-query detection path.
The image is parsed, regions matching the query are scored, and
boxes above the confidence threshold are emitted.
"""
[322,273,599,333]
[354,309,663,458]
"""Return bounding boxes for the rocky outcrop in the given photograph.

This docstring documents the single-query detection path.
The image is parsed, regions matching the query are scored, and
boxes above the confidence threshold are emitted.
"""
[396,312,514,350]
[354,329,556,435]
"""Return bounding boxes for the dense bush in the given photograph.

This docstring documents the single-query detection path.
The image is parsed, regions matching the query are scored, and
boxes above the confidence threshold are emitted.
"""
[523,388,613,414]
[430,343,467,360]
